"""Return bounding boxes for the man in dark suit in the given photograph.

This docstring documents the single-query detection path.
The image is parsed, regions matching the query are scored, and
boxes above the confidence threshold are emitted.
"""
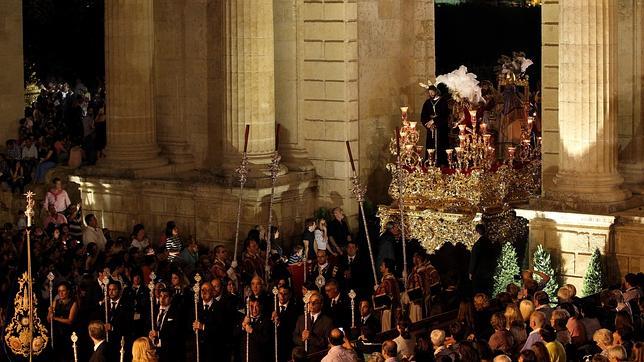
[309,250,340,285]
[469,224,499,295]
[339,241,369,295]
[193,280,231,362]
[272,285,299,362]
[239,296,272,362]
[149,288,182,362]
[105,280,134,361]
[357,299,380,342]
[323,279,350,331]
[292,291,334,362]
[88,320,109,362]
[124,273,149,338]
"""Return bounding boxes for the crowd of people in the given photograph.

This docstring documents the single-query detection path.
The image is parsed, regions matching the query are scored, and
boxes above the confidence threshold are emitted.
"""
[0,79,106,193]
[0,179,643,362]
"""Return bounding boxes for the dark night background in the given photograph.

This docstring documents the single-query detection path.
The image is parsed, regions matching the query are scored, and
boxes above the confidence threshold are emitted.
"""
[22,1,540,89]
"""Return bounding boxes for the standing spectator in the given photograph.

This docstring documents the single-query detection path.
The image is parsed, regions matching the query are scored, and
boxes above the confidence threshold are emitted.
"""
[130,224,149,251]
[522,311,546,351]
[45,178,72,213]
[83,214,107,251]
[489,312,514,355]
[5,140,21,160]
[327,207,351,250]
[82,106,97,165]
[540,325,566,362]
[469,224,498,294]
[164,221,182,263]
[94,106,107,159]
[624,273,643,304]
[321,328,357,362]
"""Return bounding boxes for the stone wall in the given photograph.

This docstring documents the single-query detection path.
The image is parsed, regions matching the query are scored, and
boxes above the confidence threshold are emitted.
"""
[71,172,318,250]
[517,209,644,293]
[357,0,436,205]
[0,0,24,141]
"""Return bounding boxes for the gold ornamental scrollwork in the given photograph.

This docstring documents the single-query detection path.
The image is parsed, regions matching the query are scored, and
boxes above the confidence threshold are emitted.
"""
[377,206,479,252]
[4,272,49,357]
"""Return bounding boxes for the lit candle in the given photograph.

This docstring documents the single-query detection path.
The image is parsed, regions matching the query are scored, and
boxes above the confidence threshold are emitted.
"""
[458,124,466,134]
[480,123,488,133]
[410,121,417,129]
[483,134,491,144]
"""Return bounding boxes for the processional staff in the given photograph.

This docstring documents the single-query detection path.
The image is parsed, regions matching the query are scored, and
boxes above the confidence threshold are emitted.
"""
[395,120,408,290]
[148,272,156,337]
[71,332,78,362]
[245,296,251,362]
[348,289,357,329]
[26,192,35,361]
[47,272,55,349]
[303,291,312,353]
[345,142,379,289]
[102,275,110,342]
[265,124,282,279]
[120,336,125,362]
[193,274,202,362]
[272,287,279,362]
[232,125,251,271]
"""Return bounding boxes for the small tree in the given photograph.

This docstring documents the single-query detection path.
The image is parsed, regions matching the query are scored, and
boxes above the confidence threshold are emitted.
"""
[582,248,604,297]
[533,244,558,300]
[493,242,520,297]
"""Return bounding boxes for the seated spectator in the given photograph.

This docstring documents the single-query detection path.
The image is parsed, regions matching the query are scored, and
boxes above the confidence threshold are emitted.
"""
[8,161,26,194]
[612,327,635,357]
[380,340,397,362]
[35,143,57,183]
[43,204,67,231]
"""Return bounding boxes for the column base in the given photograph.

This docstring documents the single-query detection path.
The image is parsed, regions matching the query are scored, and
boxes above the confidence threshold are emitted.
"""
[541,171,633,213]
[280,144,314,171]
[100,143,169,174]
[218,151,289,181]
[619,161,644,194]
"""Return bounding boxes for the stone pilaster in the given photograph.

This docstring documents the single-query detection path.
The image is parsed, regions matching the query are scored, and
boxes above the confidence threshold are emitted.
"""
[549,0,631,207]
[103,0,167,170]
[0,0,23,141]
[617,0,644,194]
[220,0,284,176]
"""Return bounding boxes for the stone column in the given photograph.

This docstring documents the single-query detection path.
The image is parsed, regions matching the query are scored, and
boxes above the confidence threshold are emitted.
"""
[103,0,167,170]
[617,0,644,193]
[221,0,284,175]
[0,0,23,141]
[550,0,631,206]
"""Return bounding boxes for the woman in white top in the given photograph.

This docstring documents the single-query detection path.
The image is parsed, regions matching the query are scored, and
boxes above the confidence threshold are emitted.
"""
[315,218,342,256]
[130,224,150,251]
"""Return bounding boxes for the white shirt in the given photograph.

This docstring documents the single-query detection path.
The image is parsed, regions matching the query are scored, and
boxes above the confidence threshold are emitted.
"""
[315,229,328,250]
[310,311,321,324]
[21,145,38,159]
[131,238,149,251]
[94,340,104,351]
[83,226,107,251]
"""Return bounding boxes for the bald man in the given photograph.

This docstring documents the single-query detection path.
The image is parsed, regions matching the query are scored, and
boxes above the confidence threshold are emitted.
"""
[292,292,334,362]
[321,328,356,362]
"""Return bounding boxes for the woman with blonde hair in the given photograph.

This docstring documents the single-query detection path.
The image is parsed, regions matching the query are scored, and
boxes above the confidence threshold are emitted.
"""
[132,337,157,362]
[505,303,527,351]
[520,299,536,324]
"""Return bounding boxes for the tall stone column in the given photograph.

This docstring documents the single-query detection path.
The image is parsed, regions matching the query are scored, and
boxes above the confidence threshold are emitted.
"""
[550,0,631,206]
[221,0,284,175]
[617,0,644,193]
[0,0,23,141]
[103,0,167,170]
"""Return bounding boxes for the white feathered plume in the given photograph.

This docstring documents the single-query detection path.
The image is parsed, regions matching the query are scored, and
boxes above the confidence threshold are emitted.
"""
[435,66,483,104]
